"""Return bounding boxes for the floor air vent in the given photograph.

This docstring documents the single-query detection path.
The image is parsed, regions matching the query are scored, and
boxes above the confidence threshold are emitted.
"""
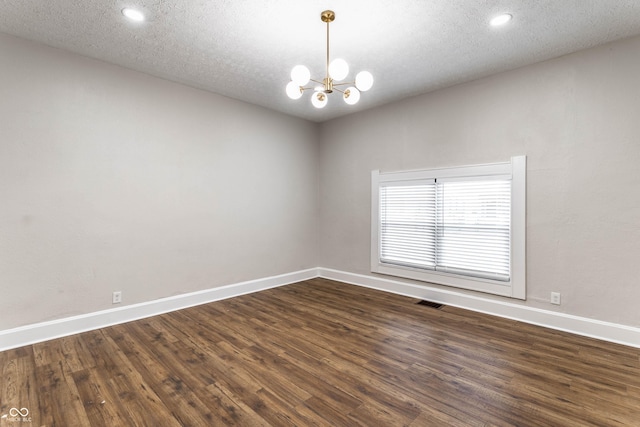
[417,300,444,309]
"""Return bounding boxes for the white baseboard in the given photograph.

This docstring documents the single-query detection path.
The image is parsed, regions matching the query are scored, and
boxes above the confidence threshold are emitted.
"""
[318,268,640,349]
[3,266,639,351]
[0,268,319,352]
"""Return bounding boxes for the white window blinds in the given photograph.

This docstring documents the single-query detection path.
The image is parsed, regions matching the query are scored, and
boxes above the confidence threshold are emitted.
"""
[379,178,511,282]
[380,181,436,269]
[435,179,511,281]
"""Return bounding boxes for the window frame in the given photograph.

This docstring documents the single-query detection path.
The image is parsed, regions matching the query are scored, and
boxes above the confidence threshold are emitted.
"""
[371,156,526,299]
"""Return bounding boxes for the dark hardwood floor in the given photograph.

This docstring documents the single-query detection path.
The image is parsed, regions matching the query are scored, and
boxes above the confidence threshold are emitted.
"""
[1,278,639,426]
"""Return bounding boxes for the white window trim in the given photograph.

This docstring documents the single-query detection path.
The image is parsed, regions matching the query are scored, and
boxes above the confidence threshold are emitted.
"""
[371,155,526,299]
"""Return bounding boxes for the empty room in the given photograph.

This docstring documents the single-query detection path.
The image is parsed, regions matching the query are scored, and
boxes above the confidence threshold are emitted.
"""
[1,1,640,426]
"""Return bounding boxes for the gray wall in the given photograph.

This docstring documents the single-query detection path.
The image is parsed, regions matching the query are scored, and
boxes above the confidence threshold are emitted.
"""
[3,30,640,333]
[319,35,640,327]
[0,34,319,330]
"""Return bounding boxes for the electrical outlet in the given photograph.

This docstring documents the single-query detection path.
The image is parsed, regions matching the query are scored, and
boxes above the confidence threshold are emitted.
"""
[550,292,561,305]
[112,291,122,304]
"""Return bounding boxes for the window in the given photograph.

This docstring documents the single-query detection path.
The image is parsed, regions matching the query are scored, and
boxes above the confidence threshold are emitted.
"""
[371,156,526,299]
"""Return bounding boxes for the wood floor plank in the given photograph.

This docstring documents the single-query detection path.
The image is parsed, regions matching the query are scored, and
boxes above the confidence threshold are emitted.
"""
[80,329,179,426]
[107,323,214,426]
[197,381,271,426]
[36,358,94,426]
[72,368,132,426]
[1,350,43,425]
[2,278,640,426]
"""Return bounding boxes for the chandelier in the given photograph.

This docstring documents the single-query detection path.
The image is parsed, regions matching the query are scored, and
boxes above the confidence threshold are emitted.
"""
[285,10,374,109]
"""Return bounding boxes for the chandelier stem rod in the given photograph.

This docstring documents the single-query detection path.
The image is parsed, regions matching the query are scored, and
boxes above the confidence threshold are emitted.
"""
[326,19,330,83]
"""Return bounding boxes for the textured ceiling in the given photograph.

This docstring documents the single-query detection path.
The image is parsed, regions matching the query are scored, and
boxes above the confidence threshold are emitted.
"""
[2,1,640,122]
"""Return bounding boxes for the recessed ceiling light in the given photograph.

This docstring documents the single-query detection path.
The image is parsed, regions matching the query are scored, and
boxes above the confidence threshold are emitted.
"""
[122,8,145,22]
[490,13,512,27]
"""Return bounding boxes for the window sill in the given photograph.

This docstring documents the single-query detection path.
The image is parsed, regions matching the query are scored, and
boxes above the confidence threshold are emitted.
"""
[373,262,523,299]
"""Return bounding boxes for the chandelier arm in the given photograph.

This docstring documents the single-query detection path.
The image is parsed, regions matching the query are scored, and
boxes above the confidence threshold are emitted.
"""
[332,82,356,87]
[332,87,346,94]
[301,79,331,91]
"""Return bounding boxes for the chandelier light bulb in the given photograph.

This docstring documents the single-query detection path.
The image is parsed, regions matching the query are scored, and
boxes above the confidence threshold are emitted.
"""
[286,81,303,100]
[311,92,328,109]
[329,58,349,81]
[355,71,374,92]
[490,13,512,26]
[122,8,145,22]
[343,87,360,105]
[291,65,311,86]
